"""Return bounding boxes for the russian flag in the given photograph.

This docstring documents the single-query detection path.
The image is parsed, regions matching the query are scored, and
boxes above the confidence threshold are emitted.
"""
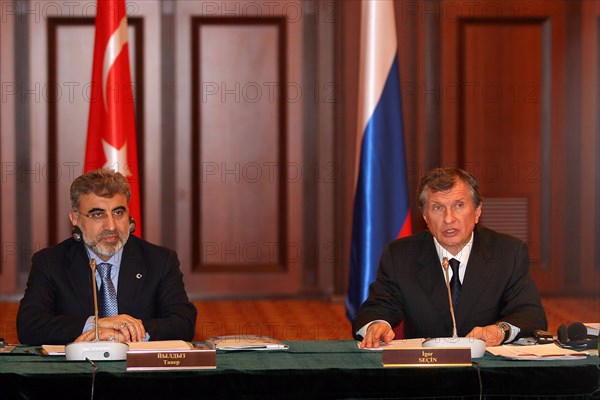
[346,0,412,321]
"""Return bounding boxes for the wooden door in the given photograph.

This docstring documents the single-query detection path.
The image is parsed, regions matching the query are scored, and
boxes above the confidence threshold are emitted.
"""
[439,0,597,294]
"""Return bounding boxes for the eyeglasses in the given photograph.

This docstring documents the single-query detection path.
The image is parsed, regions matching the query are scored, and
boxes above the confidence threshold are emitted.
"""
[76,208,128,221]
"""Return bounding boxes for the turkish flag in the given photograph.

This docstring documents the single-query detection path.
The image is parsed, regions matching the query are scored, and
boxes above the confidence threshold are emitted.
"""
[85,0,142,236]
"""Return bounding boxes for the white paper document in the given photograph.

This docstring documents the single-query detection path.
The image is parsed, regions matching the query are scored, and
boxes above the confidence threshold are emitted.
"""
[206,335,288,351]
[486,343,589,360]
[584,322,599,336]
[41,344,66,355]
[126,340,192,352]
[357,338,426,350]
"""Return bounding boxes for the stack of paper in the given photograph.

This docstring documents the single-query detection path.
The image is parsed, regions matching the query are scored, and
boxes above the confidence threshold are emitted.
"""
[206,335,288,351]
[127,340,192,352]
[486,343,589,360]
[584,322,599,336]
[357,338,425,350]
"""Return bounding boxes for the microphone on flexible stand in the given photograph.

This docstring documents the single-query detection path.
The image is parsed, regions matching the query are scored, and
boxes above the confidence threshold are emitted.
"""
[422,257,486,358]
[65,259,128,361]
[442,257,458,338]
[90,258,101,341]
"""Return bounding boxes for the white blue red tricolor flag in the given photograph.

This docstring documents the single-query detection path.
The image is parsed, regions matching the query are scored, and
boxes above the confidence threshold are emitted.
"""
[346,0,412,320]
[85,0,142,236]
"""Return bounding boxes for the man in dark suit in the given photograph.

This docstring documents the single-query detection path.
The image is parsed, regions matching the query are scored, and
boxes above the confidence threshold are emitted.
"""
[17,169,197,345]
[353,167,547,348]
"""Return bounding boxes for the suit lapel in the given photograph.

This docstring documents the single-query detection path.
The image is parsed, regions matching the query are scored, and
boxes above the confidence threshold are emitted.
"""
[455,228,494,324]
[415,233,451,315]
[117,238,147,312]
[66,242,94,313]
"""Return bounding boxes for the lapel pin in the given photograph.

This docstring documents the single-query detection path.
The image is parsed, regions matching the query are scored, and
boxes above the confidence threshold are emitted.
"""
[136,273,142,279]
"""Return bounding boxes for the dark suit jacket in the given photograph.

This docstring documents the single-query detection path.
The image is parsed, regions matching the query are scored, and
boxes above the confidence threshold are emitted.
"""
[352,226,547,340]
[17,236,197,345]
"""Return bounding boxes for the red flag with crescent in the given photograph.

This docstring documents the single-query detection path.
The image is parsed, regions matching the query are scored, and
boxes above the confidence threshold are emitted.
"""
[85,0,142,236]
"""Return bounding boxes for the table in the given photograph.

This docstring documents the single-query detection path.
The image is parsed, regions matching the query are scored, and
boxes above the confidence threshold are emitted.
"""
[1,341,598,399]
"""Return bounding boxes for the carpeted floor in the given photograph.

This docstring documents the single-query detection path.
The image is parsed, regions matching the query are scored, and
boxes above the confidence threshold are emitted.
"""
[0,297,597,343]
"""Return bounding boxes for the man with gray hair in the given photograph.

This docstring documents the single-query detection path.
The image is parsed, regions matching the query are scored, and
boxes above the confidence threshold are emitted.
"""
[17,169,197,345]
[353,167,547,348]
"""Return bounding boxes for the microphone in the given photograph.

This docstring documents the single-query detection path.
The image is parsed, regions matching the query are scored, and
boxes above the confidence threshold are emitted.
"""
[422,257,486,358]
[90,259,101,341]
[65,259,128,361]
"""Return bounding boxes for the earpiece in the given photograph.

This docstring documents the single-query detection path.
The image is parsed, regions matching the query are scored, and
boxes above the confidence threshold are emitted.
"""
[557,322,596,349]
[129,216,136,233]
[567,322,588,341]
[72,226,83,242]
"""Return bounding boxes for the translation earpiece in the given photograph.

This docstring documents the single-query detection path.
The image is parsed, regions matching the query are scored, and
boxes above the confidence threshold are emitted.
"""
[557,324,568,343]
[567,322,588,341]
[72,226,83,242]
[129,216,136,234]
[557,322,595,349]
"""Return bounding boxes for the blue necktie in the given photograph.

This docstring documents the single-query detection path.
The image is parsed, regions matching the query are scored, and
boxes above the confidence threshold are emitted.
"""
[449,258,461,309]
[97,263,118,317]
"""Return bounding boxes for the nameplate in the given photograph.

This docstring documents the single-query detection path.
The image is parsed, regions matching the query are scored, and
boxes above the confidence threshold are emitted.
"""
[127,349,216,371]
[382,347,471,367]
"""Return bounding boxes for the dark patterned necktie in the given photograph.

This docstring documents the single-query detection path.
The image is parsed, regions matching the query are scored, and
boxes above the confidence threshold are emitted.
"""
[97,263,118,317]
[449,258,461,309]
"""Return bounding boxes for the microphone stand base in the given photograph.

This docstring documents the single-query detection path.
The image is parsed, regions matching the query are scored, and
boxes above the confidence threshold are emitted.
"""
[65,341,129,361]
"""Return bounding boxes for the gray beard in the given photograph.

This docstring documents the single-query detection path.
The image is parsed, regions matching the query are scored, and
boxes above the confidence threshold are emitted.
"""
[82,230,129,259]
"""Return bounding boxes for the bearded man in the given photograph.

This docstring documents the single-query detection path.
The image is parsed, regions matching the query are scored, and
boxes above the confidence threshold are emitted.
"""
[17,169,196,345]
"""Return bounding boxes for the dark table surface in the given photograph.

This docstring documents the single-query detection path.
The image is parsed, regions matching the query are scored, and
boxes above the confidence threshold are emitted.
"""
[1,340,598,399]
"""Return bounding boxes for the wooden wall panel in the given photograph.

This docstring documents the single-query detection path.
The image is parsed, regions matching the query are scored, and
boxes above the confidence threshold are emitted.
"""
[439,1,572,293]
[458,19,545,269]
[580,1,600,293]
[0,0,17,292]
[175,1,306,298]
[191,18,287,273]
[47,19,95,245]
